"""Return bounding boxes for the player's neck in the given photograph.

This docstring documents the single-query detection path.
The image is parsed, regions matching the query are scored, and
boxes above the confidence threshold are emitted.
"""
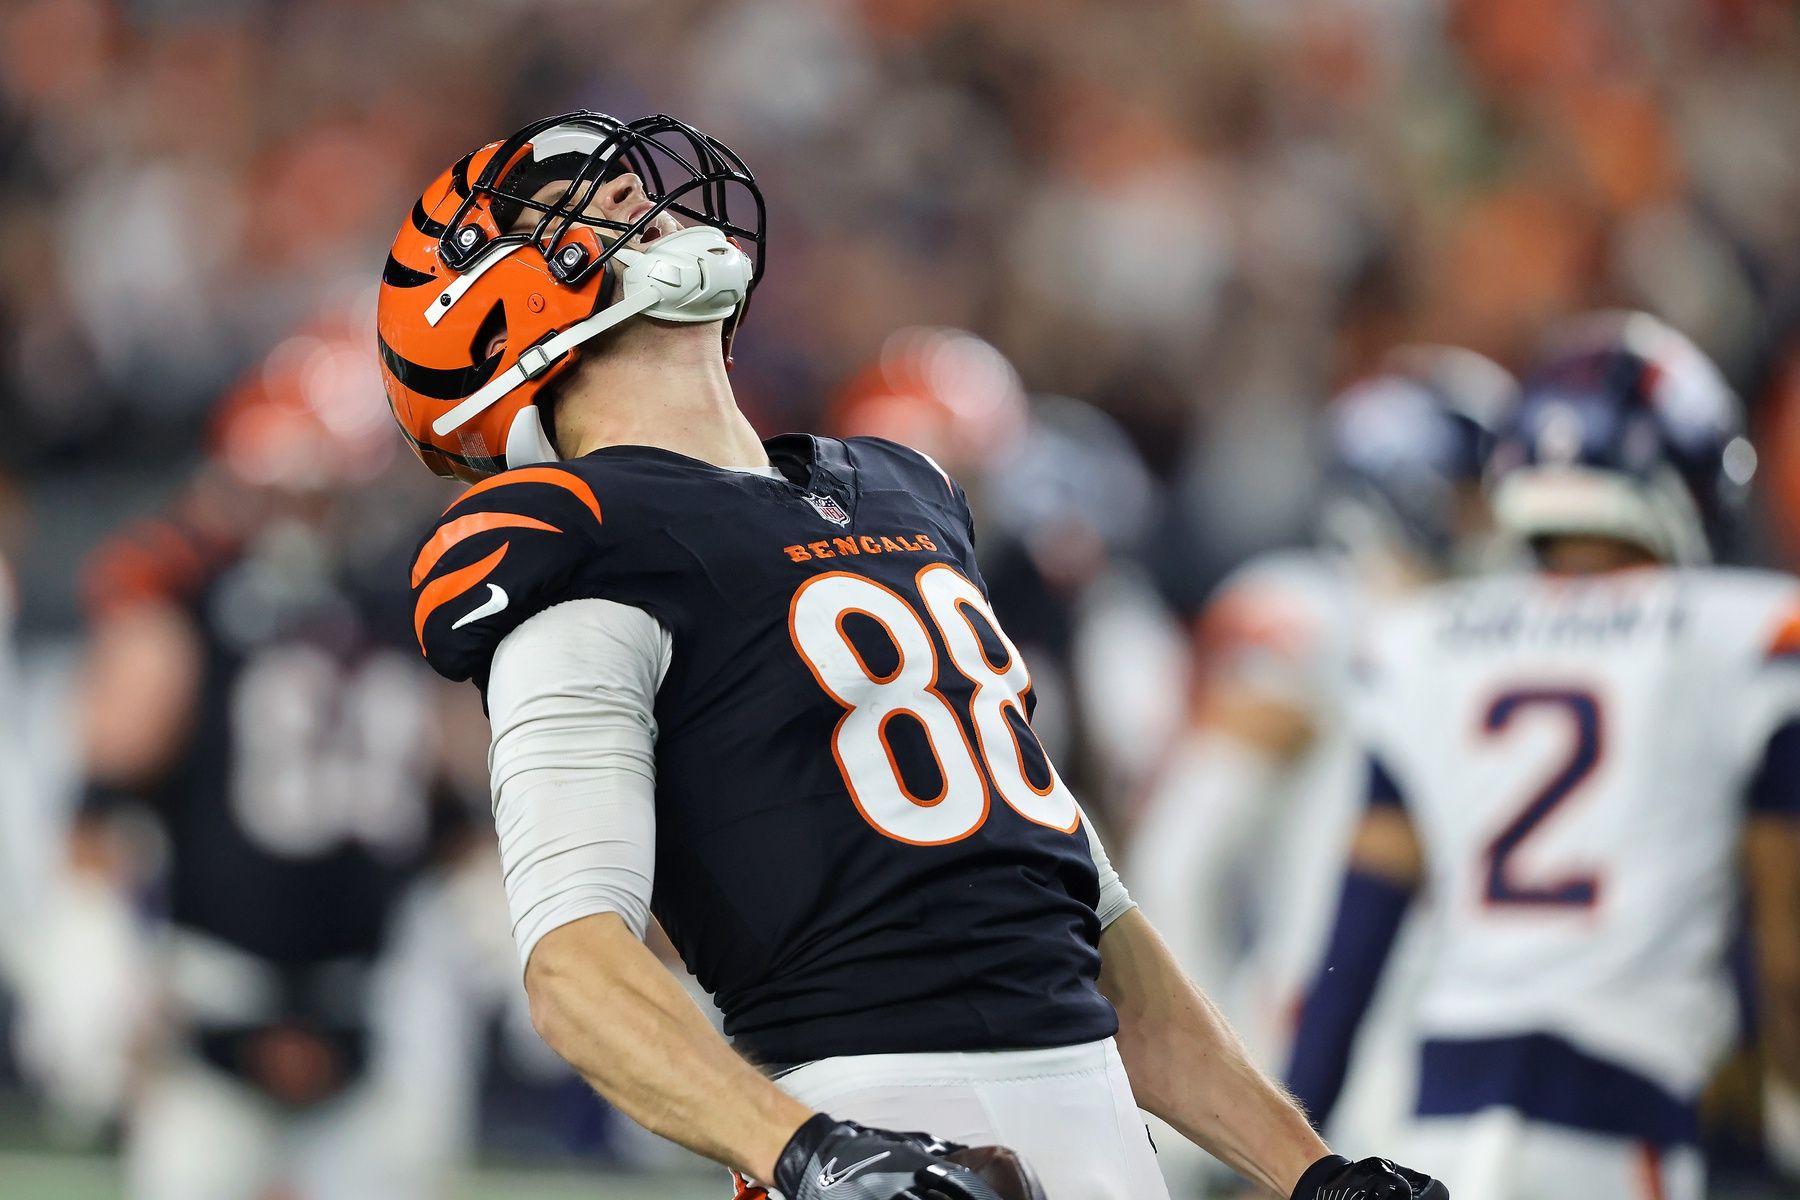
[554,322,769,470]
[1534,535,1664,576]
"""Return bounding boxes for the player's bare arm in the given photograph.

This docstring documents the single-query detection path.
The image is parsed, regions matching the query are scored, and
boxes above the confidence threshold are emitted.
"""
[1098,908,1326,1193]
[525,913,812,1181]
[526,924,1016,1195]
[1101,901,1441,1200]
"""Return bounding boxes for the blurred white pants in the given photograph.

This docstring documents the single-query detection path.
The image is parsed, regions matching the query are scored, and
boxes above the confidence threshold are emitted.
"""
[127,880,493,1200]
[771,1037,1171,1200]
[128,1057,432,1200]
[1403,1110,1702,1200]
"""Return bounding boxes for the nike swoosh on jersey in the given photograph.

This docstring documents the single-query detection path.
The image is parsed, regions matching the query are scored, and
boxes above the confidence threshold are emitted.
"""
[451,583,509,629]
[818,1150,891,1188]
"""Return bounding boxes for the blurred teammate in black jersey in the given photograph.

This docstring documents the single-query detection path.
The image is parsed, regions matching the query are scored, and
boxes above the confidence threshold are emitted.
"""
[379,111,1449,1200]
[27,317,503,1200]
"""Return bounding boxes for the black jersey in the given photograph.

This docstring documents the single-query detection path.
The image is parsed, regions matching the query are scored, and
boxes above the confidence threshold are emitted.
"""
[413,435,1119,1062]
[84,517,452,967]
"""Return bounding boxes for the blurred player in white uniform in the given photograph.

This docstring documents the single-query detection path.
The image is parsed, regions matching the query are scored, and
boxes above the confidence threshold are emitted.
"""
[1287,312,1800,1200]
[1129,348,1516,1182]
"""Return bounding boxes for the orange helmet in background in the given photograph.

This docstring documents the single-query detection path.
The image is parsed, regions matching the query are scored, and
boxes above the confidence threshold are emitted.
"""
[377,112,765,482]
[829,327,1030,481]
[212,312,397,491]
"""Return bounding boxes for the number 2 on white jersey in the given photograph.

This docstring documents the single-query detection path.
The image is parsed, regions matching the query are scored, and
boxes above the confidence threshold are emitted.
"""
[1480,687,1604,909]
[789,564,1080,845]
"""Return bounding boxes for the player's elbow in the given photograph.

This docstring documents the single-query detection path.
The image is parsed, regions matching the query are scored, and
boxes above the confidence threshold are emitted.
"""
[522,913,634,1058]
[523,950,575,1056]
[522,920,599,1055]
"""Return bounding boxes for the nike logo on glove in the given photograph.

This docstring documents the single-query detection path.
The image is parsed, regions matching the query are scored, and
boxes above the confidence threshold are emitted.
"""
[818,1150,891,1188]
[451,583,509,629]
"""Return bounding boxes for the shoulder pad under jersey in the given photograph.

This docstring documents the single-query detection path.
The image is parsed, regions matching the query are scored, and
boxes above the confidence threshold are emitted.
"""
[841,435,956,490]
[410,465,607,683]
[841,436,972,532]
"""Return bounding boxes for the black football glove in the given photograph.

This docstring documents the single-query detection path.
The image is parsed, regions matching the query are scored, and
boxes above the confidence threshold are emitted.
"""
[1291,1154,1450,1200]
[774,1114,1007,1200]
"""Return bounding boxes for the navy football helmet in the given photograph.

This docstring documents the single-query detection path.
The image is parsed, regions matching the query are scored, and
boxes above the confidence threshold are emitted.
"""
[1319,345,1518,572]
[1489,311,1756,564]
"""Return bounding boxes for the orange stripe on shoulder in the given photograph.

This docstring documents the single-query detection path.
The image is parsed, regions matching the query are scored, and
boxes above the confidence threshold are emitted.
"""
[445,467,602,526]
[412,512,560,588]
[414,543,508,652]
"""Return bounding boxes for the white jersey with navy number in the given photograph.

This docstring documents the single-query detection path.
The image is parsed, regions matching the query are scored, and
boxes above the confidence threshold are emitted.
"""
[1359,566,1800,1102]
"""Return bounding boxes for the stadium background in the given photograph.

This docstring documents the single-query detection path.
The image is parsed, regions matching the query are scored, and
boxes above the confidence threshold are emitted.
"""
[0,0,1798,1196]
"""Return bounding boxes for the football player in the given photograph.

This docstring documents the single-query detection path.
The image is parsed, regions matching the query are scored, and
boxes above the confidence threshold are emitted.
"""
[1128,348,1516,1180]
[1286,312,1800,1200]
[28,319,498,1200]
[380,110,1448,1200]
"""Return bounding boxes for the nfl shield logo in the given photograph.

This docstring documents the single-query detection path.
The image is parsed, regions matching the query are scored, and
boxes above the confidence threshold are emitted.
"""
[804,492,851,527]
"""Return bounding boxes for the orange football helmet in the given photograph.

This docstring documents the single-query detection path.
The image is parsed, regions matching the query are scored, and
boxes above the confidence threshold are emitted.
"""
[829,327,1029,480]
[213,315,397,491]
[377,112,764,482]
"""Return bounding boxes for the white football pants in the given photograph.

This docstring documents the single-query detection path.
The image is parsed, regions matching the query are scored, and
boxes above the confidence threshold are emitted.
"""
[127,884,492,1200]
[127,1056,453,1200]
[770,1037,1171,1200]
[1404,1110,1702,1200]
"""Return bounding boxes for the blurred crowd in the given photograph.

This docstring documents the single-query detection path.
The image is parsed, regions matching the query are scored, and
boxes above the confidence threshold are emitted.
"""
[3,0,1800,1196]
[5,0,1800,606]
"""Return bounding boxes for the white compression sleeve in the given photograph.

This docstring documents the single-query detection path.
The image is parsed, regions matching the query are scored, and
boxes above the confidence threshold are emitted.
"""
[486,598,672,974]
[1082,805,1136,930]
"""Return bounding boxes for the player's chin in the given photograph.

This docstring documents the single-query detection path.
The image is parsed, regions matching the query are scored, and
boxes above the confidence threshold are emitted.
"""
[941,1145,1048,1200]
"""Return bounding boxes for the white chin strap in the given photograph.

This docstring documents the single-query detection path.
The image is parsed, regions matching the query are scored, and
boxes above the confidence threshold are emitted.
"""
[429,226,753,466]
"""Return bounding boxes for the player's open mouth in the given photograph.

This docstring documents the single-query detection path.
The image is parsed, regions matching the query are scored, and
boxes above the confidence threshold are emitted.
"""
[625,201,667,248]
